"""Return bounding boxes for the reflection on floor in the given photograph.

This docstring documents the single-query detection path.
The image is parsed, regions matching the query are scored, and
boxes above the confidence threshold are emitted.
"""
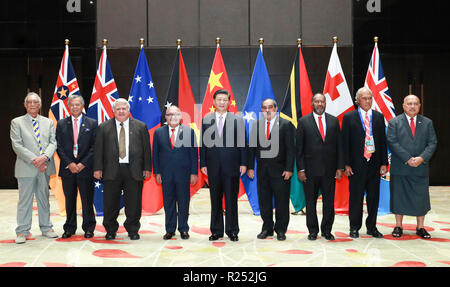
[0,187,449,267]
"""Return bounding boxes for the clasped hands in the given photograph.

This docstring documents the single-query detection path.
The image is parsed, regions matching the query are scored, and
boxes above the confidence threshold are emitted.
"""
[344,165,388,177]
[32,155,48,173]
[155,174,198,185]
[296,169,344,182]
[246,169,292,180]
[407,157,424,167]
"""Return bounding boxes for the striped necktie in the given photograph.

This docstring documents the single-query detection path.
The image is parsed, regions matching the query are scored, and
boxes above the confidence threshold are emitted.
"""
[32,118,43,155]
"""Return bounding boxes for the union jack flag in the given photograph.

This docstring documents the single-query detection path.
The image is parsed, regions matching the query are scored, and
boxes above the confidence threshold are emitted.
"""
[50,43,80,120]
[87,45,119,123]
[87,44,122,216]
[365,41,396,124]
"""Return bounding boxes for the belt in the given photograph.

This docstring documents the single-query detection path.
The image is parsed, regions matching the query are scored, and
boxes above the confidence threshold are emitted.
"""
[119,163,130,167]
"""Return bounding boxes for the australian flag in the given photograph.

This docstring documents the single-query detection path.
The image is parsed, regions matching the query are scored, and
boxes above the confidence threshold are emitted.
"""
[87,44,123,216]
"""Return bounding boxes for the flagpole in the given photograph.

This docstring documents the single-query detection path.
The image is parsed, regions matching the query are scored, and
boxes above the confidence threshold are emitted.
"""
[216,37,221,48]
[140,37,145,49]
[333,36,338,47]
[177,38,182,50]
[259,38,264,53]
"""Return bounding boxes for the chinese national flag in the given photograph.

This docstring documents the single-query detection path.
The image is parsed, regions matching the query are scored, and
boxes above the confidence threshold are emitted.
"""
[201,45,245,199]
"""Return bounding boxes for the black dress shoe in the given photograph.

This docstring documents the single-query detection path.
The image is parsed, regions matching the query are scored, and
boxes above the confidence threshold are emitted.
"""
[129,233,140,240]
[321,233,335,241]
[276,233,286,241]
[349,230,359,238]
[229,234,239,242]
[105,233,116,240]
[84,231,94,239]
[257,230,273,239]
[163,232,176,240]
[209,234,222,241]
[180,232,190,240]
[308,233,318,240]
[367,229,383,238]
[61,232,73,239]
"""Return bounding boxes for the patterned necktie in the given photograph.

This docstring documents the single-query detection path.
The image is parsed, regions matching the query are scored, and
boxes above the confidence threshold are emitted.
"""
[410,117,415,137]
[170,128,175,149]
[119,122,126,159]
[32,118,43,155]
[73,118,79,145]
[364,113,372,160]
[266,121,270,140]
[218,115,223,137]
[318,116,325,141]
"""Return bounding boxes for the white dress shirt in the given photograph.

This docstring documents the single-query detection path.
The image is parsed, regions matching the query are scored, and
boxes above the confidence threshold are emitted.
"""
[168,125,180,141]
[313,112,326,137]
[116,118,129,163]
[265,115,277,137]
[215,111,228,129]
[72,114,82,135]
[405,114,417,127]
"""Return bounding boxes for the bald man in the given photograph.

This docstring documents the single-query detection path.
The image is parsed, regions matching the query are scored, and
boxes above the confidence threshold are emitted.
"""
[387,95,437,239]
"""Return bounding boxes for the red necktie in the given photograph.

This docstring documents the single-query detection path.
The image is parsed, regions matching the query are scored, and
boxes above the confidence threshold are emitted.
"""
[266,121,270,140]
[170,128,175,149]
[318,116,325,141]
[410,117,415,137]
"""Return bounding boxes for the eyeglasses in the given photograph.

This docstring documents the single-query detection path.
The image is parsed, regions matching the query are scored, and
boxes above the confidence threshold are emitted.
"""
[166,113,181,117]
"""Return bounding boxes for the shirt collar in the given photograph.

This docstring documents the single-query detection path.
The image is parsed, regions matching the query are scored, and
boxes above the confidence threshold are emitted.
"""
[216,111,228,120]
[116,118,129,127]
[358,107,372,118]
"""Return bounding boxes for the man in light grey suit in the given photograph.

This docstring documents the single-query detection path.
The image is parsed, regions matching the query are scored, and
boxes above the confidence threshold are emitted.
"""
[387,95,437,239]
[10,92,58,244]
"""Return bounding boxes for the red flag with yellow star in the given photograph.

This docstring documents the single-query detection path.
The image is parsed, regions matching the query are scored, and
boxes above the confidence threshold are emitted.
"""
[201,45,245,199]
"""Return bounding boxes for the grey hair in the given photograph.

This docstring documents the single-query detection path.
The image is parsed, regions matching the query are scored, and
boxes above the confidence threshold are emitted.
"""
[24,92,41,104]
[67,94,85,106]
[355,87,373,104]
[112,98,130,110]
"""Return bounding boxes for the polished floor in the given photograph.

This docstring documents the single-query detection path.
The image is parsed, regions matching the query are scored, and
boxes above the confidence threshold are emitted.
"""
[0,187,449,267]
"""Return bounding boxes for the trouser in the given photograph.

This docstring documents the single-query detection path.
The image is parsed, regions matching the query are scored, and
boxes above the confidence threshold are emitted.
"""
[16,174,53,236]
[61,175,96,233]
[102,164,143,235]
[162,180,190,233]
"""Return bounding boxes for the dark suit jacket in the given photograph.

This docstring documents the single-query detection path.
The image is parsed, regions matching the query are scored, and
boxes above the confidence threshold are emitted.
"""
[296,112,344,177]
[152,124,198,183]
[56,115,97,178]
[200,112,247,177]
[342,109,388,173]
[248,116,295,177]
[387,113,437,176]
[93,117,151,181]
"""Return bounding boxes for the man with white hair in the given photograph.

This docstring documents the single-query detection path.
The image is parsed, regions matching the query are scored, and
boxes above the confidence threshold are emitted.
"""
[94,98,151,240]
[10,92,58,244]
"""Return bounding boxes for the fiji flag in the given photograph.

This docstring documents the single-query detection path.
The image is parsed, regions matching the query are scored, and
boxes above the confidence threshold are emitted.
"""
[241,46,276,216]
[87,42,123,216]
[364,37,396,215]
[128,43,163,214]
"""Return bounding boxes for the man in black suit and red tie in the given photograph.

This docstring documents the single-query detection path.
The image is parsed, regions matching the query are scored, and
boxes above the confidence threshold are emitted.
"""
[93,98,151,241]
[153,105,198,240]
[200,89,247,242]
[56,94,97,239]
[247,98,295,241]
[296,93,344,241]
[342,87,388,239]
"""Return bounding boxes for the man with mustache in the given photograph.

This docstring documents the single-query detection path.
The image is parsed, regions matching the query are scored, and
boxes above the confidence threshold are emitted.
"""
[296,93,344,241]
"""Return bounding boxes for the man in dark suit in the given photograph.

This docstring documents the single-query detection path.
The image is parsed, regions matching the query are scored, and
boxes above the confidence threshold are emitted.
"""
[153,105,198,240]
[296,93,344,241]
[200,89,247,242]
[387,95,437,239]
[94,98,151,240]
[56,94,97,239]
[342,87,388,239]
[247,98,295,241]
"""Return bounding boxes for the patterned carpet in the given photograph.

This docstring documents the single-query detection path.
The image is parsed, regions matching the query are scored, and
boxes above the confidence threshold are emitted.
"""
[1,187,450,268]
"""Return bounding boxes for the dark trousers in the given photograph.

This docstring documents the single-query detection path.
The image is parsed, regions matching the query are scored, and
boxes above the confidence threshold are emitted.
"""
[208,174,240,237]
[349,167,381,232]
[257,167,290,234]
[62,175,96,233]
[303,175,335,234]
[162,180,190,233]
[102,164,143,235]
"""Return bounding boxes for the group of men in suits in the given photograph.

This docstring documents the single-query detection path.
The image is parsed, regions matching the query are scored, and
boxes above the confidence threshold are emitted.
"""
[10,87,437,244]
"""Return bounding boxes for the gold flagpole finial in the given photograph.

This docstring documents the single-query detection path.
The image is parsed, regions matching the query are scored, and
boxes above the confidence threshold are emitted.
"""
[176,39,182,46]
[297,38,302,47]
[140,38,145,46]
[332,36,338,44]
[102,39,108,46]
[216,37,221,45]
[259,38,264,45]
[374,36,379,43]
[65,39,70,46]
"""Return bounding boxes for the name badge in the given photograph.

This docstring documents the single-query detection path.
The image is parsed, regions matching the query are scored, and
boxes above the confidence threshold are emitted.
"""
[365,136,375,153]
[73,144,78,158]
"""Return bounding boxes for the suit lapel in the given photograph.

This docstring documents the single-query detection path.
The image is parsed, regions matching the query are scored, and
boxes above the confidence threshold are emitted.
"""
[309,113,323,141]
[66,116,75,143]
[401,113,414,139]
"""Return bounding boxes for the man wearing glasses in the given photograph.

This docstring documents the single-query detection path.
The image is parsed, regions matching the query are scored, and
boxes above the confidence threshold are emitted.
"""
[153,105,198,240]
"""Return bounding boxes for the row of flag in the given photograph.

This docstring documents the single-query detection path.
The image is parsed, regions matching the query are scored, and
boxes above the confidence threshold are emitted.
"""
[48,37,396,217]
